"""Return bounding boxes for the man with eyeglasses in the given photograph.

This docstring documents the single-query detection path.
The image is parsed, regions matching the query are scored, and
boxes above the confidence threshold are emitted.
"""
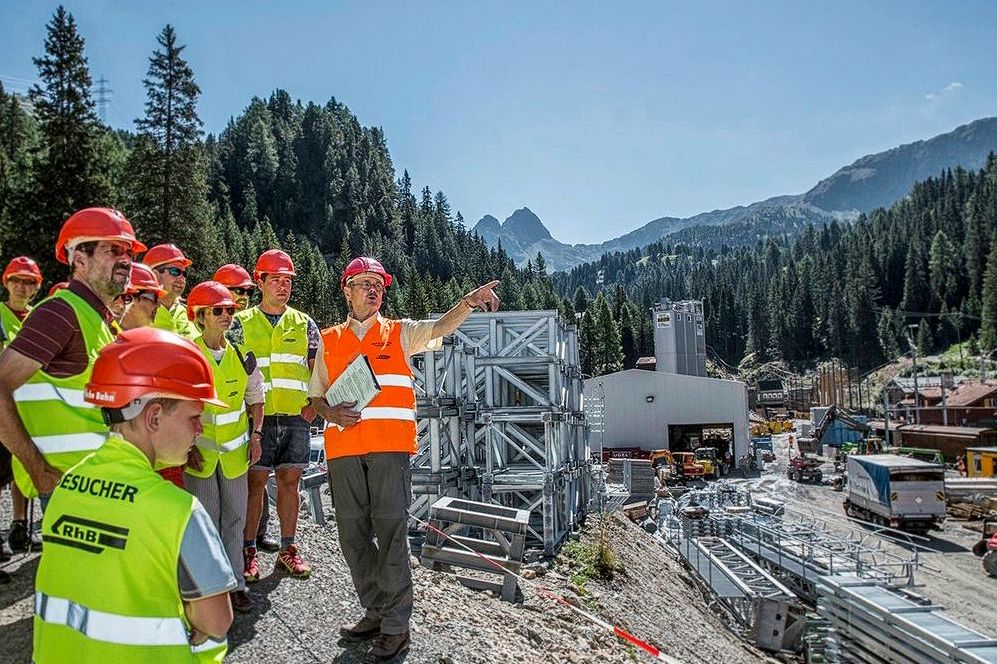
[0,208,145,508]
[0,257,44,558]
[229,249,320,581]
[214,263,281,553]
[143,243,199,340]
[309,255,499,661]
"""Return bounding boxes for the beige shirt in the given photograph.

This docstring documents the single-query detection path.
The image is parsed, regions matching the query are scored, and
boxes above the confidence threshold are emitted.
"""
[308,313,442,399]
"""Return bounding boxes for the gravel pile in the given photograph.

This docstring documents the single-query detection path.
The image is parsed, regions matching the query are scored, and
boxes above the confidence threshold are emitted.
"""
[0,489,779,663]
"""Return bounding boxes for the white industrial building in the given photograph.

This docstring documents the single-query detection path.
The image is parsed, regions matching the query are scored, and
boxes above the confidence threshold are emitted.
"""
[582,299,750,461]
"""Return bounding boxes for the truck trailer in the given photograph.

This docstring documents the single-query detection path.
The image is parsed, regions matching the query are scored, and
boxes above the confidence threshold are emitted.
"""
[843,454,946,532]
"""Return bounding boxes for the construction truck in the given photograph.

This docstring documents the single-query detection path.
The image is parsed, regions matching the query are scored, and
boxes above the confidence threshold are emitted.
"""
[649,449,706,480]
[787,453,823,483]
[694,447,719,478]
[971,518,997,577]
[843,454,946,532]
[797,404,870,454]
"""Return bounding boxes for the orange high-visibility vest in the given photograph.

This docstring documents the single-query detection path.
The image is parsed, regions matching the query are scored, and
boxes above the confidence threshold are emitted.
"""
[321,317,417,459]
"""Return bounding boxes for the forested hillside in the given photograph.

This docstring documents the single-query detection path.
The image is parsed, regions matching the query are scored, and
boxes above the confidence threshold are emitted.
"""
[555,160,997,373]
[0,8,559,330]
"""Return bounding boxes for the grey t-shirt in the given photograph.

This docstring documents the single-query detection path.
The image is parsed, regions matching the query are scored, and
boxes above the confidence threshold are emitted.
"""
[177,500,237,600]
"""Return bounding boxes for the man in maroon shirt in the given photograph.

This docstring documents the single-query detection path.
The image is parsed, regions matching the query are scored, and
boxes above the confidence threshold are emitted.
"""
[0,208,145,508]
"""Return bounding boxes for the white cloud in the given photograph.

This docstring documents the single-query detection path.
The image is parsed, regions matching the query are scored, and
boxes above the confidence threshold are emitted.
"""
[926,81,963,101]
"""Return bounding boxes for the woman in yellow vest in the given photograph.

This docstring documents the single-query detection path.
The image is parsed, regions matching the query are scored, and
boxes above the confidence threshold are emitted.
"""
[34,327,235,663]
[184,281,265,614]
[0,256,43,558]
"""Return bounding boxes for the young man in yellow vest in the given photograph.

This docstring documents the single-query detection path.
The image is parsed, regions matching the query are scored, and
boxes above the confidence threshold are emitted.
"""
[214,263,280,553]
[33,327,236,663]
[0,256,43,558]
[229,249,319,579]
[309,256,498,660]
[144,243,199,340]
[0,208,145,506]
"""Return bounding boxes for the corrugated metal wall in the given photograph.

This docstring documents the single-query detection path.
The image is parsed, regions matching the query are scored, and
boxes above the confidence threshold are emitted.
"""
[584,369,749,458]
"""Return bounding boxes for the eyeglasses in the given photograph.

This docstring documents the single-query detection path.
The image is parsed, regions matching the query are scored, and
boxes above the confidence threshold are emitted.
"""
[102,243,134,259]
[349,280,385,293]
[157,266,187,278]
[6,277,39,286]
[136,291,159,304]
[210,306,236,316]
[229,287,253,296]
[114,294,132,305]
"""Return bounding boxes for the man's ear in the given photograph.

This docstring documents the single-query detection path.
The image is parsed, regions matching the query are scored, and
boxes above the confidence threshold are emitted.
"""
[144,402,163,432]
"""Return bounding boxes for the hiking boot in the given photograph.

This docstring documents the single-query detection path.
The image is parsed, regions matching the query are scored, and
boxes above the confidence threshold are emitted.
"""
[256,535,280,553]
[339,616,381,640]
[243,546,260,583]
[230,589,255,613]
[369,631,410,660]
[8,520,41,552]
[276,544,311,578]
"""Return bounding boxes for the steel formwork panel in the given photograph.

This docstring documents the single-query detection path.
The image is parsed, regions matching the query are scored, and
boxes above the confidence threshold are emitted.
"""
[411,311,589,555]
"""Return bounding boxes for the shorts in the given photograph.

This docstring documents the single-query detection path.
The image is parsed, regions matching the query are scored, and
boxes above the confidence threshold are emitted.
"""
[0,443,12,486]
[253,415,310,471]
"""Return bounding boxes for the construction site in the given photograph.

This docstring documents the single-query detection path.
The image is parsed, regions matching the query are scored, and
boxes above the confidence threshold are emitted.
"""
[3,302,997,663]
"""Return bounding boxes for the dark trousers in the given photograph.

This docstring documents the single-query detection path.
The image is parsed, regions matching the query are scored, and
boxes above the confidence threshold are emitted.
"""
[327,452,413,634]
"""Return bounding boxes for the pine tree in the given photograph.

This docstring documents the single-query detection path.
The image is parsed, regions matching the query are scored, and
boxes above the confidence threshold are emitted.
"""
[127,24,218,279]
[980,237,997,350]
[27,6,112,277]
[590,292,623,375]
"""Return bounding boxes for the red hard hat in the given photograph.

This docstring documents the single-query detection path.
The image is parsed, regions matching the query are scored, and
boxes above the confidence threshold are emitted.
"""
[84,327,227,409]
[254,249,296,281]
[142,243,192,270]
[213,264,254,290]
[126,263,167,297]
[186,281,237,321]
[3,257,42,285]
[48,281,69,297]
[341,256,393,288]
[55,207,146,265]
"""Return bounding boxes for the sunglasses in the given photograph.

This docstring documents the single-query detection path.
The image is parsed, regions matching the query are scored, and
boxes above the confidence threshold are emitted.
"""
[157,266,187,278]
[115,291,160,305]
[210,306,236,316]
[229,287,253,296]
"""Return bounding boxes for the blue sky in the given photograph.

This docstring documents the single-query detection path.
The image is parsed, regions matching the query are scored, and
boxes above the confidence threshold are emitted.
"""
[2,1,996,244]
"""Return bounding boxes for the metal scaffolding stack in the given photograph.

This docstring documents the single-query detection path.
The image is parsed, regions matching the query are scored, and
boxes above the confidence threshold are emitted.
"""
[411,310,591,554]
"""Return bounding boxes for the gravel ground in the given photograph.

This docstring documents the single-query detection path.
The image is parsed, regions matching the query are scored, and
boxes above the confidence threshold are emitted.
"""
[0,483,777,663]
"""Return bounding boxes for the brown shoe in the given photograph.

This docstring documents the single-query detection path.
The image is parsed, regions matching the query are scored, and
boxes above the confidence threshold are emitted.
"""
[230,589,255,613]
[369,631,410,660]
[339,616,381,640]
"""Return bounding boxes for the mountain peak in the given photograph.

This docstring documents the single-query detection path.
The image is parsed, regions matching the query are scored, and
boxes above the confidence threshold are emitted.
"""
[503,207,551,244]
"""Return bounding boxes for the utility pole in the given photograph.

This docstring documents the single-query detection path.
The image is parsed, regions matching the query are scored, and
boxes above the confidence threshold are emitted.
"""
[94,76,112,125]
[908,323,921,425]
[883,388,891,447]
[940,373,949,426]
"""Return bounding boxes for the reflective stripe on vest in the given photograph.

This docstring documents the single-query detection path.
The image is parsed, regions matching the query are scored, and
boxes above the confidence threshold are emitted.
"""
[13,383,93,408]
[13,289,114,498]
[238,307,312,416]
[186,338,251,480]
[376,374,414,388]
[322,317,418,458]
[35,592,189,647]
[361,407,417,422]
[31,432,106,455]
